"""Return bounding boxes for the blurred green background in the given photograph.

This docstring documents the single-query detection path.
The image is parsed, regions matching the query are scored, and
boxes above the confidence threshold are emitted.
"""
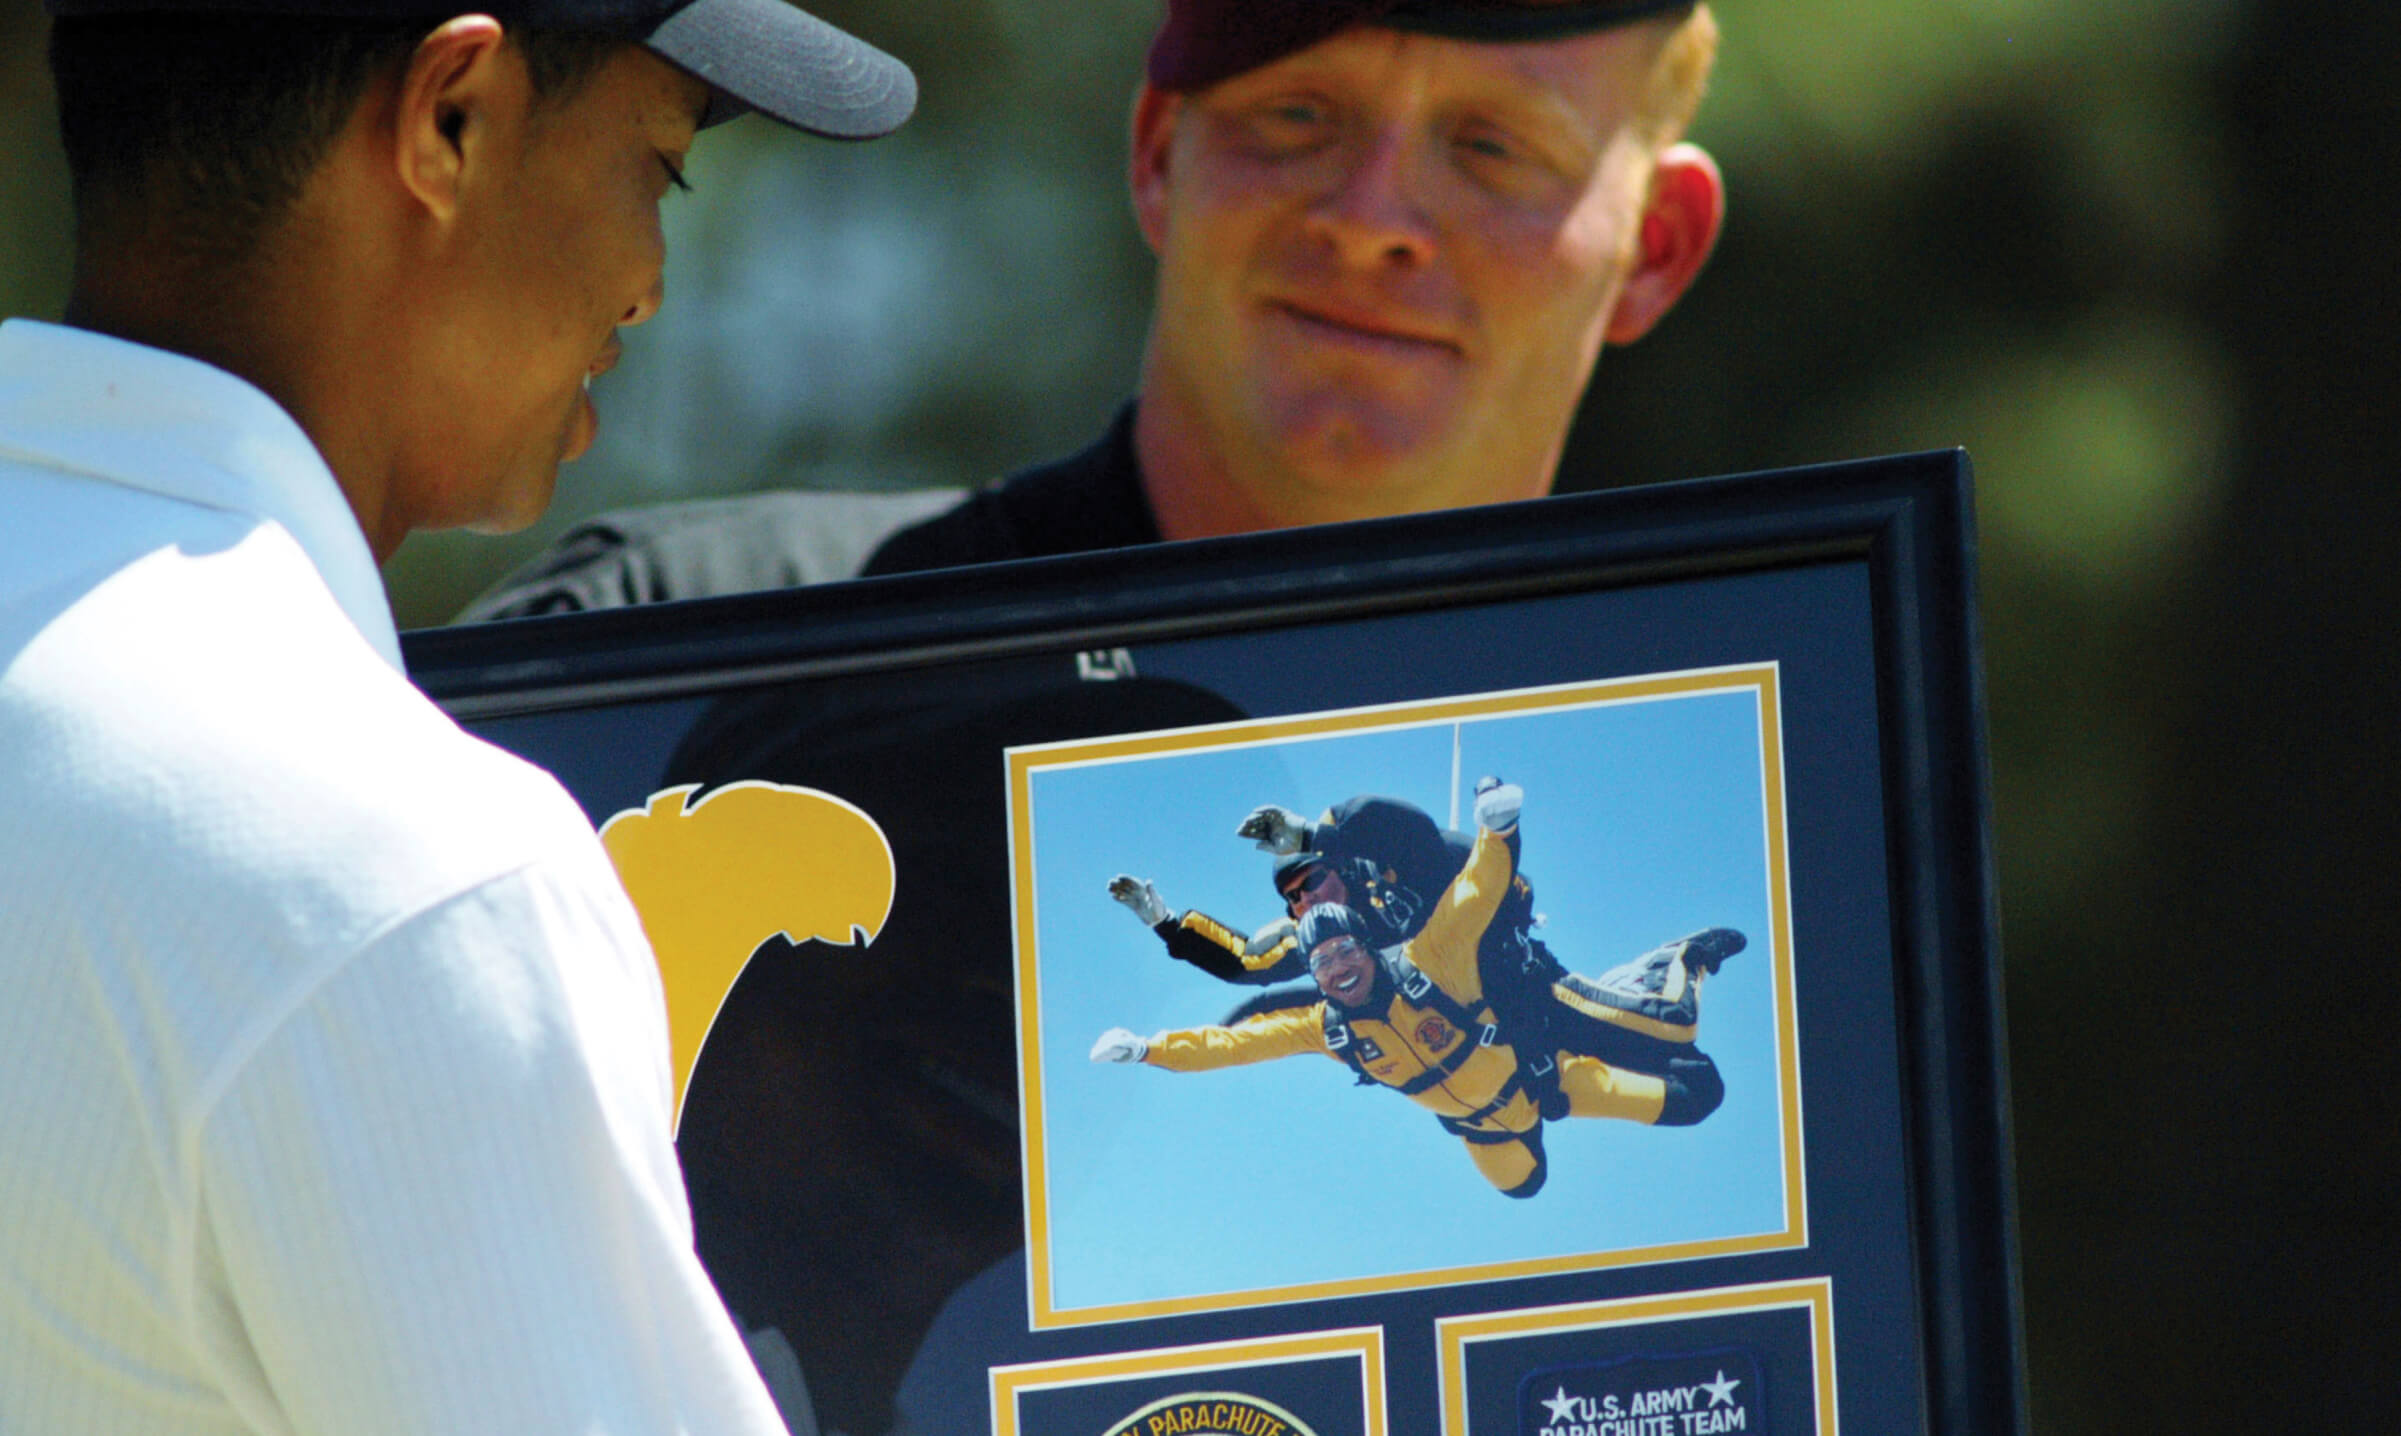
[5,0,2393,1426]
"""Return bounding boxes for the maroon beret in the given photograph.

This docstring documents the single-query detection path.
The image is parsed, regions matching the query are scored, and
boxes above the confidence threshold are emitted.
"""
[1147,0,1698,93]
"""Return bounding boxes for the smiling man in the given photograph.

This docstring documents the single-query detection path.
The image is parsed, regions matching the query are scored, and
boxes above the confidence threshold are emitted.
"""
[0,1,910,1432]
[462,0,1722,613]
[1113,0,1721,542]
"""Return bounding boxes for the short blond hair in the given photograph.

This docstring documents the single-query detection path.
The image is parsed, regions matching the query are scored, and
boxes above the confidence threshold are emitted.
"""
[1635,3,1718,147]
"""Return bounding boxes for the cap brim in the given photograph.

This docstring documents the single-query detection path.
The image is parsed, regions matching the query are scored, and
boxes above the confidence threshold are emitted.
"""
[643,0,915,138]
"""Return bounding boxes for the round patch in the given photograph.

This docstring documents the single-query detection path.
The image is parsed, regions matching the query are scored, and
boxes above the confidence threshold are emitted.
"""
[1102,1390,1318,1436]
[1415,1014,1455,1050]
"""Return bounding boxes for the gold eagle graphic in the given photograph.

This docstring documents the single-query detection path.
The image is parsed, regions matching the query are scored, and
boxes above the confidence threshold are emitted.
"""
[600,781,896,1129]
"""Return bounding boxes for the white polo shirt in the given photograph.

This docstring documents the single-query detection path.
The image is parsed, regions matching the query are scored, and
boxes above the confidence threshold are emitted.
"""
[0,320,786,1435]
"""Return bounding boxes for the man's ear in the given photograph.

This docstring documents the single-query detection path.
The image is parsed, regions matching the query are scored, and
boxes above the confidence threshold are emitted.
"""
[1128,82,1183,256]
[392,15,513,225]
[1604,142,1723,346]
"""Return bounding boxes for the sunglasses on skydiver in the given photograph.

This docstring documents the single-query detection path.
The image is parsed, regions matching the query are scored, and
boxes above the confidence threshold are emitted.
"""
[1280,863,1338,909]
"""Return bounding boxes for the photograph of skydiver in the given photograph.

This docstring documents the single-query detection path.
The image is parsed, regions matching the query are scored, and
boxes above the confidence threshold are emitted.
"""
[1091,782,1724,1197]
[1114,791,1561,1029]
[1109,786,1746,1077]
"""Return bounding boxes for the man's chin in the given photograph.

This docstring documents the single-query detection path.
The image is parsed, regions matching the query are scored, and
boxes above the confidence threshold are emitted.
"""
[1250,390,1481,493]
[463,466,561,536]
[1258,405,1562,524]
[562,383,600,464]
[1266,393,1442,466]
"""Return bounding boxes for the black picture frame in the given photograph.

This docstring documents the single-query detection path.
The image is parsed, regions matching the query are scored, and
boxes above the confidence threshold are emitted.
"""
[403,447,2021,1436]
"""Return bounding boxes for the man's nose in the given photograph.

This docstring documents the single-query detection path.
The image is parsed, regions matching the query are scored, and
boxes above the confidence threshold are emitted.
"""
[1305,126,1436,269]
[622,272,666,327]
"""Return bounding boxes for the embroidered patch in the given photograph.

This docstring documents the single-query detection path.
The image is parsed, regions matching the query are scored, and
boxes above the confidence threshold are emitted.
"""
[1517,1349,1765,1436]
[1103,1390,1319,1436]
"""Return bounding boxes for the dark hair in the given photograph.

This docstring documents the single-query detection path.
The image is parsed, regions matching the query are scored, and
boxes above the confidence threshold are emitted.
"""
[49,13,626,267]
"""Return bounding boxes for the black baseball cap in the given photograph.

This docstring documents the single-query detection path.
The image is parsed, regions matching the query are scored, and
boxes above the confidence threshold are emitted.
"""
[43,0,916,139]
[1149,0,1698,94]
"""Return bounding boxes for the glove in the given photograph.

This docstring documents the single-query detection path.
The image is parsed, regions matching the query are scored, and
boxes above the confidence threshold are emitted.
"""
[1245,916,1298,960]
[1108,874,1170,927]
[1473,778,1522,833]
[1090,1027,1149,1064]
[1236,804,1311,855]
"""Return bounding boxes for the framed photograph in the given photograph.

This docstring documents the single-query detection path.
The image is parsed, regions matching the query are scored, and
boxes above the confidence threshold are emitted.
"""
[403,448,2021,1436]
[1010,663,1804,1329]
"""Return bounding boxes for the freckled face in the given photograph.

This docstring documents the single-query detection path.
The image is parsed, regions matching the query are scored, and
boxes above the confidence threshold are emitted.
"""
[419,47,705,536]
[1136,24,1672,524]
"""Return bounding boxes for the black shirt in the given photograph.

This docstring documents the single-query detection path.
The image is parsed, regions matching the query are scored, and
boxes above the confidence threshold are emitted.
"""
[861,404,1159,576]
[455,406,1157,620]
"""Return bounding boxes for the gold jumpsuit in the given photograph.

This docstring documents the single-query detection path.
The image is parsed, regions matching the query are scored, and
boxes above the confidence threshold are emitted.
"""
[1143,824,1666,1194]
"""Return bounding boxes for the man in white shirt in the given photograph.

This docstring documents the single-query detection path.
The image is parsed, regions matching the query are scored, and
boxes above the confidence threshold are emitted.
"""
[0,1,911,1431]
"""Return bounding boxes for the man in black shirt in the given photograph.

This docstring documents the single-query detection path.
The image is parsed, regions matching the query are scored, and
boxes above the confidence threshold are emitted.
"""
[463,0,1724,616]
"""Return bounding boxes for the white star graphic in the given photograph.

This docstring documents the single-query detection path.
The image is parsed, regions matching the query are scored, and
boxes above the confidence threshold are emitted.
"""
[1701,1369,1741,1407]
[1542,1385,1582,1424]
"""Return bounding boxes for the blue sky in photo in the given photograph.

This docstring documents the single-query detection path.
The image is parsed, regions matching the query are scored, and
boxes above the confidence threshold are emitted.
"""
[1018,684,1792,1315]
